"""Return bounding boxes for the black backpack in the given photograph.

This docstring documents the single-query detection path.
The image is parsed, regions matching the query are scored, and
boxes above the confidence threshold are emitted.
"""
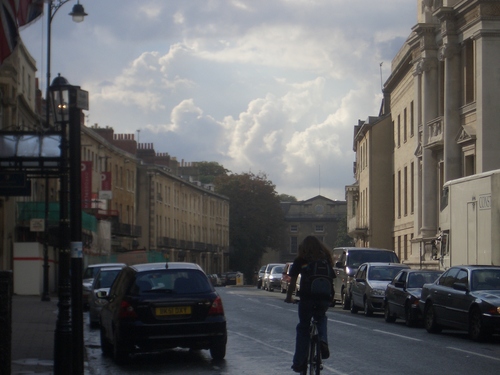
[301,259,335,299]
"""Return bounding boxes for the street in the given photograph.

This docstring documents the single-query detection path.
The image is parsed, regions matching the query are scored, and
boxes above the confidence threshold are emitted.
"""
[84,286,500,374]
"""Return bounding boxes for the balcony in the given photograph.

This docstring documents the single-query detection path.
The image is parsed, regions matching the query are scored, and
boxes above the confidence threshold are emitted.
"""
[425,117,444,150]
[110,219,142,238]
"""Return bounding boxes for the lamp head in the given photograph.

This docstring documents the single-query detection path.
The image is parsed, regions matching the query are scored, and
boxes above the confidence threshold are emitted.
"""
[69,2,87,23]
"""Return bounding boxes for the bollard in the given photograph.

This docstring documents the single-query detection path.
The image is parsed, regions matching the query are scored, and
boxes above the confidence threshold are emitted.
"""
[0,271,13,375]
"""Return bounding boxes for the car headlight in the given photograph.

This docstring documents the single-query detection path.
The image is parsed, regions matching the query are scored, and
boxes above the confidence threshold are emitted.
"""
[371,289,385,296]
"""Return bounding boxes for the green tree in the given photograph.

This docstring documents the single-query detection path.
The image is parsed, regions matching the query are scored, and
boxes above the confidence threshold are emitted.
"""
[214,172,286,282]
[334,217,354,247]
[195,161,229,184]
[278,193,297,202]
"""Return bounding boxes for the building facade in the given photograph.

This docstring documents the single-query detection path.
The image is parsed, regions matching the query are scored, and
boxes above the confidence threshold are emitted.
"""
[347,0,500,269]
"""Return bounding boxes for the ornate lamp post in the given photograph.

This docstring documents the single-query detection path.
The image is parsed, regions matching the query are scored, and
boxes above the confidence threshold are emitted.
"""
[49,74,88,375]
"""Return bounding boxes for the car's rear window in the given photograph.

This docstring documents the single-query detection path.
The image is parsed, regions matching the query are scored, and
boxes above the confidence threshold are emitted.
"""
[132,270,212,295]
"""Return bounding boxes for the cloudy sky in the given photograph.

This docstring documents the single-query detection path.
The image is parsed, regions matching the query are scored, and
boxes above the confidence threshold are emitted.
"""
[20,0,416,201]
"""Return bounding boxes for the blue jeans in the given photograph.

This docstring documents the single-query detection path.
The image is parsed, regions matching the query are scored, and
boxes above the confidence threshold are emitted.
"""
[293,299,330,366]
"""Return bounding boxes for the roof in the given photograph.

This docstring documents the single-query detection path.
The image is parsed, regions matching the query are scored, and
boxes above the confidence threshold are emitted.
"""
[130,262,203,272]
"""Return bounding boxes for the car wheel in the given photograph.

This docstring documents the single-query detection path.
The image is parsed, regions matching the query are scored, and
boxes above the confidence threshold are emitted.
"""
[210,335,227,360]
[363,298,373,317]
[424,303,442,333]
[384,302,396,323]
[469,307,490,342]
[100,325,112,357]
[405,302,416,327]
[113,329,130,364]
[342,289,350,311]
[350,297,359,314]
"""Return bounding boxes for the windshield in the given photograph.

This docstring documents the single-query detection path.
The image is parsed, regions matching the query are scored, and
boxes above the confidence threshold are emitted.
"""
[407,272,441,288]
[369,266,406,282]
[132,270,212,295]
[347,251,399,268]
[470,269,500,291]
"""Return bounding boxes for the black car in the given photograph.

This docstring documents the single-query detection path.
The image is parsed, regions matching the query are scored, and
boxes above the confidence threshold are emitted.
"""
[384,269,442,327]
[420,265,500,341]
[99,262,227,362]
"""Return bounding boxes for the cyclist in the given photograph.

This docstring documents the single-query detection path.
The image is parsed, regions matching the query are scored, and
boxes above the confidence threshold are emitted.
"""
[285,236,334,373]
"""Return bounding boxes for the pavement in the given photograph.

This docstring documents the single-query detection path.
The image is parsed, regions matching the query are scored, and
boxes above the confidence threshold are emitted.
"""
[10,294,92,375]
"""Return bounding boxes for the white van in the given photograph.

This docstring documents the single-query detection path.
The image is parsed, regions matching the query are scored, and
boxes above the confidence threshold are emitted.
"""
[331,247,399,310]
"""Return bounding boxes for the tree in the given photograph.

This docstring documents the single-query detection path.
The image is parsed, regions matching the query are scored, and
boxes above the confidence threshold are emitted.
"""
[278,193,297,202]
[195,161,229,184]
[334,217,354,248]
[214,172,286,282]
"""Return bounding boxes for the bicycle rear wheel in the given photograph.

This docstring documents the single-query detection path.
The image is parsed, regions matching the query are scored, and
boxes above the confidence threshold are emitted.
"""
[308,336,322,375]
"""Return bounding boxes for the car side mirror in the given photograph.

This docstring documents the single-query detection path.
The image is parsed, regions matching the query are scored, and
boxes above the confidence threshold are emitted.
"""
[335,261,343,268]
[452,282,468,292]
[394,281,405,289]
[96,290,108,298]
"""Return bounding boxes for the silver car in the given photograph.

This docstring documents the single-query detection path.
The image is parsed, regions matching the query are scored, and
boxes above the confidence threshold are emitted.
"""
[350,262,410,316]
[88,265,125,327]
[83,262,126,310]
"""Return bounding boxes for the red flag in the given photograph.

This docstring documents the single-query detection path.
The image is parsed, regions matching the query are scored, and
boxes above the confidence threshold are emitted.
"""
[17,0,43,27]
[0,0,18,64]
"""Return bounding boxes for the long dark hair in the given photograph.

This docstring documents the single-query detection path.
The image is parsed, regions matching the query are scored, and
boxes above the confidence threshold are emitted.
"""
[298,236,333,266]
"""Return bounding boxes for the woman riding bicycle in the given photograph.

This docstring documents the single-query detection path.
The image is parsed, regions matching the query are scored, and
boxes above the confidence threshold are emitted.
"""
[284,236,334,373]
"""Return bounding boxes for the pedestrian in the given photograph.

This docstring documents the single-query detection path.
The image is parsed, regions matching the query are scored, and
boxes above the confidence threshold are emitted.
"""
[284,235,334,373]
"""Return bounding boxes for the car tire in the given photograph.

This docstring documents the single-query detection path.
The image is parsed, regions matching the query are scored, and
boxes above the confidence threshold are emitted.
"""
[469,307,490,342]
[210,335,227,360]
[363,298,373,317]
[342,289,350,311]
[424,303,442,333]
[384,302,396,323]
[405,302,416,328]
[100,326,112,357]
[350,297,359,314]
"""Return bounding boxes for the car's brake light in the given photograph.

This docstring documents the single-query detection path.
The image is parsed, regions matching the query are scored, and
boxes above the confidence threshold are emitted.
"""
[208,296,224,315]
[119,300,138,319]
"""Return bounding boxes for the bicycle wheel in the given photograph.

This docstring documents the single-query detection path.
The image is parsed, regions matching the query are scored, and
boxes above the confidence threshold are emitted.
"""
[308,335,322,375]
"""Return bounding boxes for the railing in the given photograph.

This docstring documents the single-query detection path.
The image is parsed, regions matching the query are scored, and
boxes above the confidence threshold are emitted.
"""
[110,221,142,237]
[426,116,444,149]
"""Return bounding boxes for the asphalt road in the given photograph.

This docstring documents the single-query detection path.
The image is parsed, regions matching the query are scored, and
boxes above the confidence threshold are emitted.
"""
[84,286,500,374]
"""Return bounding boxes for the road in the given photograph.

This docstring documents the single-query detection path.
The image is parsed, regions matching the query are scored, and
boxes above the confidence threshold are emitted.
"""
[84,286,500,374]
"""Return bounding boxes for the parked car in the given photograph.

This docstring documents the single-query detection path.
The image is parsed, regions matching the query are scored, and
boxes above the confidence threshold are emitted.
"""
[384,269,442,326]
[225,271,239,286]
[262,263,285,291]
[256,265,266,289]
[88,265,125,327]
[264,265,284,292]
[208,274,220,286]
[82,263,126,310]
[350,262,410,316]
[280,262,294,293]
[331,247,400,310]
[219,273,227,286]
[420,265,500,341]
[99,262,227,363]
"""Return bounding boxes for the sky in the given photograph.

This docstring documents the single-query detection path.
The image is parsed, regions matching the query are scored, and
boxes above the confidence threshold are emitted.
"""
[20,0,417,201]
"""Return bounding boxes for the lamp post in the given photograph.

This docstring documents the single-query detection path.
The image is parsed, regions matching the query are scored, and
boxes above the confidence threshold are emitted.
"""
[49,74,88,375]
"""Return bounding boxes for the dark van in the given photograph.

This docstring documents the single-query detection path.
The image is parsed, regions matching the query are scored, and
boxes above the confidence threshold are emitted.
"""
[331,247,399,310]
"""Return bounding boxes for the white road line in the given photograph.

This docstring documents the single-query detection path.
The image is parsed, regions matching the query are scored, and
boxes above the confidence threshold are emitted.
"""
[447,347,500,362]
[328,318,357,327]
[373,329,422,341]
[229,331,348,375]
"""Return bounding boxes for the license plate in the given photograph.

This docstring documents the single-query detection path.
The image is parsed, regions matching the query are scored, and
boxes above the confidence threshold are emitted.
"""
[155,306,191,316]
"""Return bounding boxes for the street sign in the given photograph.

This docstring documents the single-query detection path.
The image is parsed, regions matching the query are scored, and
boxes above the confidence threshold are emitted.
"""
[76,89,89,110]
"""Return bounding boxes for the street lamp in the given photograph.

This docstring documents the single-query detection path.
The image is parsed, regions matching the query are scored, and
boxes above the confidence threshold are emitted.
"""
[49,74,88,375]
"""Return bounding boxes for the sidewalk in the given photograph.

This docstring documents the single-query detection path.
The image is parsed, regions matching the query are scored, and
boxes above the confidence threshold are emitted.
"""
[11,295,91,375]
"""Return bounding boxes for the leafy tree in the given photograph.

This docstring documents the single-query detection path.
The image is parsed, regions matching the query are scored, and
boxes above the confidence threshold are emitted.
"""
[195,161,229,184]
[278,193,297,202]
[214,172,286,282]
[334,217,354,247]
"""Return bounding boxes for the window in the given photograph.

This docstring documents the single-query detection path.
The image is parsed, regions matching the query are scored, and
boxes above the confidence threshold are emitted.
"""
[403,108,407,143]
[397,170,401,218]
[404,166,408,216]
[397,115,401,148]
[410,162,414,214]
[315,225,324,232]
[290,225,297,232]
[290,236,298,254]
[463,39,475,105]
[410,101,414,137]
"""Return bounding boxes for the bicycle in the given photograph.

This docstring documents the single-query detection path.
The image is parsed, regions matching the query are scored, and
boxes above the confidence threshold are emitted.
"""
[293,300,323,375]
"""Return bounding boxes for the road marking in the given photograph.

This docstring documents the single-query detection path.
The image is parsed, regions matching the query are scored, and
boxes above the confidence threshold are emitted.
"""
[328,318,357,327]
[229,331,348,375]
[448,347,500,362]
[373,329,422,341]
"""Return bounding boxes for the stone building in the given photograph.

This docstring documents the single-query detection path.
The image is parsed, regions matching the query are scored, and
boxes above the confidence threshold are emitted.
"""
[347,0,500,268]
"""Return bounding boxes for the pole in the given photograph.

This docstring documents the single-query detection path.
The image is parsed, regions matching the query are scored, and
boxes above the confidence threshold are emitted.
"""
[69,91,84,375]
[54,118,72,375]
[42,177,51,301]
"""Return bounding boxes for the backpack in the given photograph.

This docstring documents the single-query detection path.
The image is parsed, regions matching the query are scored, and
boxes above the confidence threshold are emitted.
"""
[301,259,335,299]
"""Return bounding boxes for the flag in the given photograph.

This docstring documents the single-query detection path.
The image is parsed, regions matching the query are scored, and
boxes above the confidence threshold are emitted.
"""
[17,0,43,27]
[0,0,18,64]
